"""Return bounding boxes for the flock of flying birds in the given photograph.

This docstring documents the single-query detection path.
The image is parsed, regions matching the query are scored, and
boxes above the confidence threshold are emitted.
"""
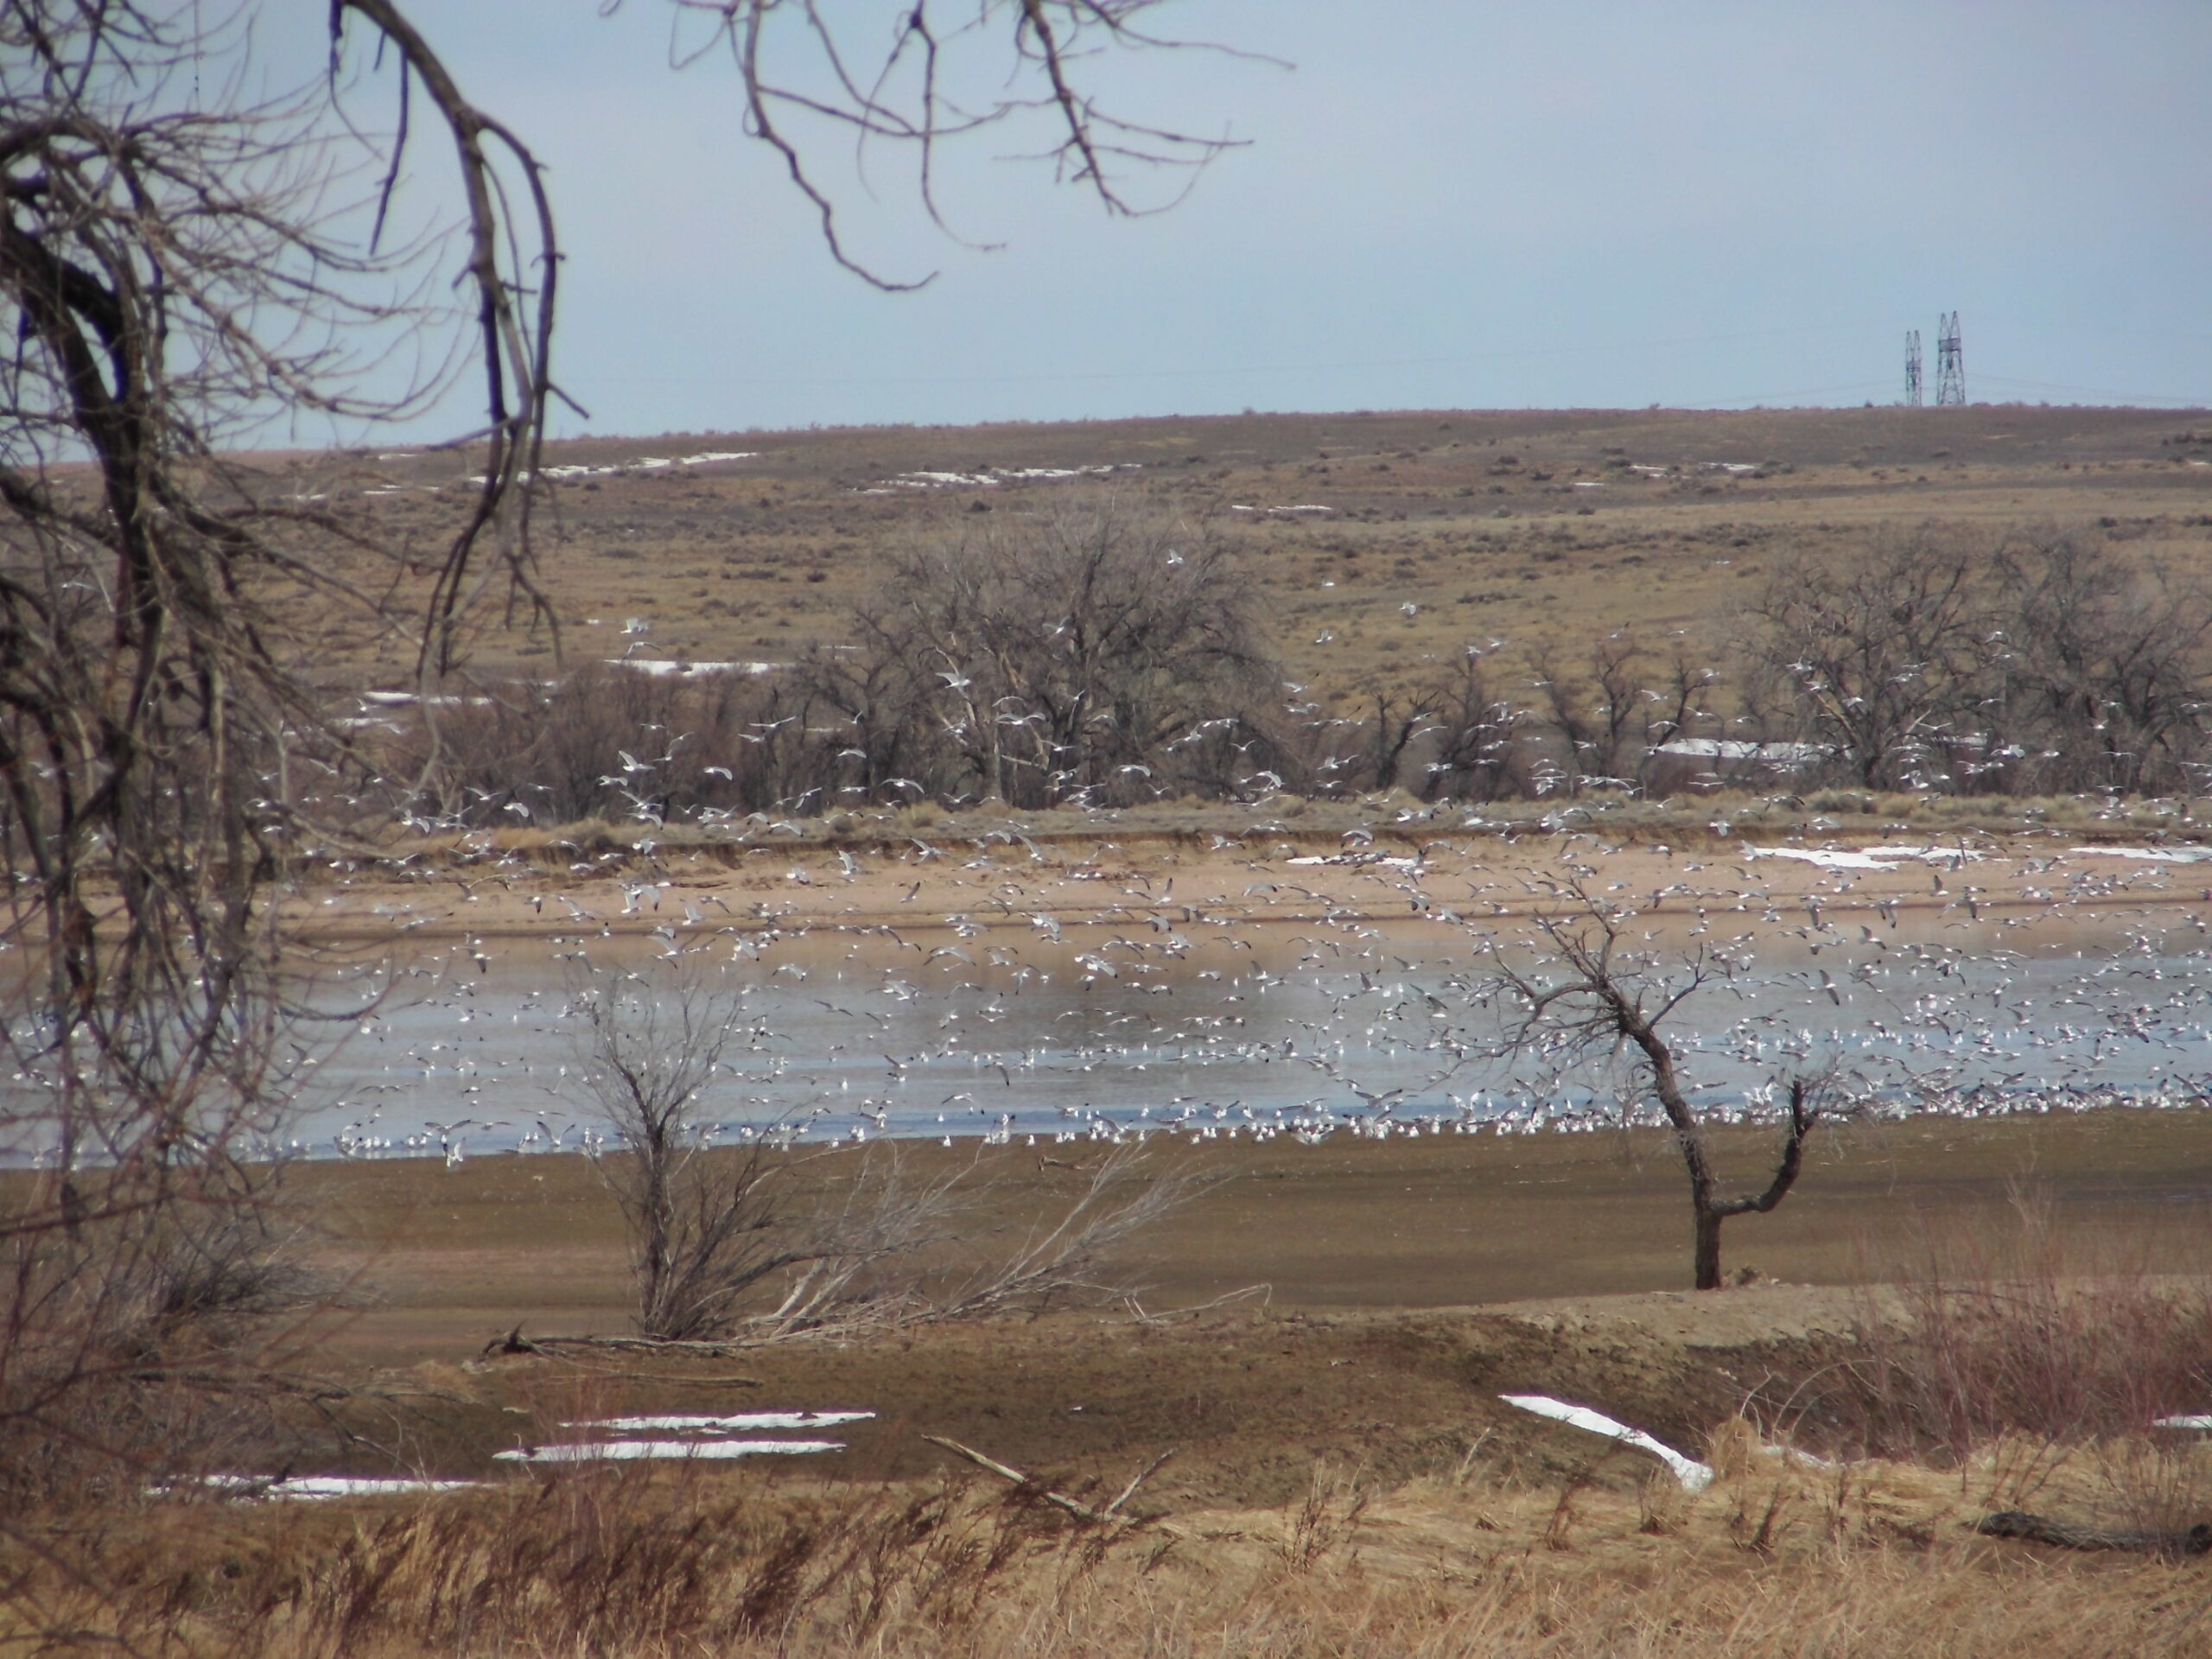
[270,823,2212,1168]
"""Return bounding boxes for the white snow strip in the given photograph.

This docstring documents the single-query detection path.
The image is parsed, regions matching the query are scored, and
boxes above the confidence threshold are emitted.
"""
[182,1475,480,1501]
[1656,739,1827,763]
[609,659,785,677]
[1500,1394,1713,1491]
[2068,846,2212,864]
[1758,1443,1834,1470]
[497,1439,844,1463]
[872,463,1134,493]
[1745,848,1910,871]
[467,450,759,487]
[566,1411,874,1433]
[1744,844,1985,872]
[2154,1414,2212,1430]
[356,691,491,709]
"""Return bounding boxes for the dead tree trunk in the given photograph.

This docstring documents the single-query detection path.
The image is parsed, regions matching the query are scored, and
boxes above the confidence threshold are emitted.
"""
[1606,985,1819,1289]
[1510,903,1827,1293]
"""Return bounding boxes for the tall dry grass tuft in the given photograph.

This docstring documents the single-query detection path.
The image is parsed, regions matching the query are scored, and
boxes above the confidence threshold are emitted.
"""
[1844,1192,2212,1463]
[12,1451,2212,1656]
[99,1467,1119,1656]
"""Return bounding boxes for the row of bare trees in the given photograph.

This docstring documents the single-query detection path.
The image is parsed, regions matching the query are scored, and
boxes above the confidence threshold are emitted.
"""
[1751,531,2212,796]
[398,516,2212,831]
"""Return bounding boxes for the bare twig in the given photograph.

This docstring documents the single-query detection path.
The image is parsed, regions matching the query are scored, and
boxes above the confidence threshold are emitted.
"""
[923,1434,1186,1537]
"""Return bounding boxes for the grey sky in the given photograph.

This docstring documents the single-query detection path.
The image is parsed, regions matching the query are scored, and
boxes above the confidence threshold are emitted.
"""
[346,3,2212,437]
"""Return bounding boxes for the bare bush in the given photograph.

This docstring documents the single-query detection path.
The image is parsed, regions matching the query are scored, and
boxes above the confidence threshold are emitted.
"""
[569,958,1196,1343]
[1846,1193,2212,1464]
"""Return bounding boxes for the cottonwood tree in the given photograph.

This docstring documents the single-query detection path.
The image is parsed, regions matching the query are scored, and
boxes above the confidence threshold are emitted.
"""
[846,498,1276,807]
[1417,644,1530,803]
[1482,889,1834,1291]
[1748,531,1991,791]
[0,0,1244,1501]
[1746,528,2212,798]
[1982,533,2212,797]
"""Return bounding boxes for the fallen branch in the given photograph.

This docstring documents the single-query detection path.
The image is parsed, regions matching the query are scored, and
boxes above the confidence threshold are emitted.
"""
[1121,1284,1272,1325]
[479,1326,761,1375]
[1976,1510,2212,1556]
[922,1435,1185,1538]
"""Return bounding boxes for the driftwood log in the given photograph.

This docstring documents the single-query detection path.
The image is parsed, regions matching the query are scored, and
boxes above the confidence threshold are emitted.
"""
[1977,1510,2212,1557]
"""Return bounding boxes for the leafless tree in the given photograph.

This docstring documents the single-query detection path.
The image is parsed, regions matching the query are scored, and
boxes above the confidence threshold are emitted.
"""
[1747,531,1993,791]
[1355,686,1447,796]
[1983,533,2212,797]
[1482,887,1832,1291]
[848,497,1277,806]
[1529,632,1650,797]
[1419,645,1530,804]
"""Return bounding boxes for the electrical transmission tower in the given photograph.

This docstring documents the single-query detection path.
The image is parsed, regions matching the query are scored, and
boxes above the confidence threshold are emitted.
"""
[1904,329,1923,406]
[1935,311,1964,405]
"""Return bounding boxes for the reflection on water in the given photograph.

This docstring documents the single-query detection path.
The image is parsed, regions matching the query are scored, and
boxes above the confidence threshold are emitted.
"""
[5,893,2180,1166]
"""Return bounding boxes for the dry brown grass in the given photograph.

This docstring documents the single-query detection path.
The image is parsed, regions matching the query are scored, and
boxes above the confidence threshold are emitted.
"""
[269,404,2211,710]
[11,1443,2210,1656]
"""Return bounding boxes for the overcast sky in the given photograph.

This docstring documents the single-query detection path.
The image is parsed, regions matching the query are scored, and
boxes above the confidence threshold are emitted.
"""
[326,3,2212,439]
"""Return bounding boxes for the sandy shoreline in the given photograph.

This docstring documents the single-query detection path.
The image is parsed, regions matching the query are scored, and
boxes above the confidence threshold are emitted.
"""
[285,826,2212,946]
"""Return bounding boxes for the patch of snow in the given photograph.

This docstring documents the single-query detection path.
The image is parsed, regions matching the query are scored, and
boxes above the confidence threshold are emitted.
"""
[2067,846,2212,864]
[497,1439,844,1463]
[357,691,491,709]
[1745,844,1985,872]
[1656,740,1827,764]
[1500,1394,1713,1491]
[181,1475,479,1501]
[610,659,785,678]
[568,1411,874,1433]
[868,463,1137,493]
[467,449,759,487]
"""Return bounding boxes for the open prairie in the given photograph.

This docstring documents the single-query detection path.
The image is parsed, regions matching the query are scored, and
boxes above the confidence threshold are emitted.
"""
[266,403,2212,707]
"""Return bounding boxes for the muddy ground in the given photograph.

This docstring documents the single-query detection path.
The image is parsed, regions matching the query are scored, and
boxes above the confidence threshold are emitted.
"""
[284,1105,2212,1510]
